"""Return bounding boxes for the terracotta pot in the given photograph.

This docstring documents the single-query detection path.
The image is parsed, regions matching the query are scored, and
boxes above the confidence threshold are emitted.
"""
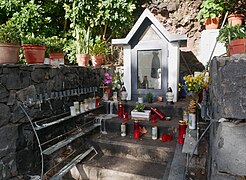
[49,52,64,59]
[76,54,90,66]
[228,14,244,26]
[228,38,246,56]
[22,44,46,64]
[204,17,220,30]
[0,43,20,64]
[91,55,103,66]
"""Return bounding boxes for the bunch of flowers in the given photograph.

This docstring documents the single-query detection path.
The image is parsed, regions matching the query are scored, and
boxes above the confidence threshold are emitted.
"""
[180,73,209,93]
[111,68,124,90]
[103,73,112,85]
[103,68,124,90]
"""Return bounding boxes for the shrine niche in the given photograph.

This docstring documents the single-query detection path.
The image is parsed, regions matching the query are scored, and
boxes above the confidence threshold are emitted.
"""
[112,9,187,102]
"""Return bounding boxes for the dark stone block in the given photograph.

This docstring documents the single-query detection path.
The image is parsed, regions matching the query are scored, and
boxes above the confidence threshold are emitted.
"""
[0,125,18,158]
[6,69,30,90]
[16,85,36,103]
[0,84,9,99]
[0,153,17,180]
[31,69,50,83]
[0,103,11,127]
[7,90,16,106]
[210,57,246,119]
[10,104,27,124]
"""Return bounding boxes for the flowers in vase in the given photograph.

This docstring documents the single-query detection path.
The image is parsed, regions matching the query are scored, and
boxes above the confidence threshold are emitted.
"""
[180,72,209,93]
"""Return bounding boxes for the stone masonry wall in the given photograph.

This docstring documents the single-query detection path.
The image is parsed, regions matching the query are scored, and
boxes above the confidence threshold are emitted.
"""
[209,55,246,180]
[0,64,113,179]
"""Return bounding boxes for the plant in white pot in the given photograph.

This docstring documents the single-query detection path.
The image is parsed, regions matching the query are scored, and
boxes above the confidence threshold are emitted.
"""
[0,20,21,64]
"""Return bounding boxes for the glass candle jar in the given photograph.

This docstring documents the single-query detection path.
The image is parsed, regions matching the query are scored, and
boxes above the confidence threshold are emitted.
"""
[80,102,85,113]
[84,99,89,111]
[73,101,80,114]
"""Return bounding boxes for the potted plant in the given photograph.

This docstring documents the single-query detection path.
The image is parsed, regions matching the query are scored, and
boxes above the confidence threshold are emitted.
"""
[135,102,145,112]
[224,0,246,26]
[197,0,224,29]
[0,20,21,64]
[217,25,246,55]
[21,33,46,64]
[74,26,92,66]
[90,37,109,66]
[46,36,65,59]
[146,91,153,103]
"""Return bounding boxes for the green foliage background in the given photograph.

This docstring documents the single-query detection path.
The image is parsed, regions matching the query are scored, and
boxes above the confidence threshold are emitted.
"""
[0,0,142,40]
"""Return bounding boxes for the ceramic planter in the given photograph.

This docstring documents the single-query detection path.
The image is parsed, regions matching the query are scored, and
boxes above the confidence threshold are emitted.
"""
[228,14,244,26]
[76,54,90,66]
[22,44,46,64]
[0,43,20,64]
[91,55,103,66]
[49,52,64,59]
[204,17,220,30]
[229,38,246,56]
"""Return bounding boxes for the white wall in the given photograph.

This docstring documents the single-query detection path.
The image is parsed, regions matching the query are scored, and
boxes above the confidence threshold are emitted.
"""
[198,29,226,67]
[123,45,132,100]
[168,42,180,102]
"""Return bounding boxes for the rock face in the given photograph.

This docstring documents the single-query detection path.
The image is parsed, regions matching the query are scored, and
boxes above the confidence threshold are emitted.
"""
[210,55,246,119]
[0,64,114,179]
[142,0,203,56]
[209,55,246,179]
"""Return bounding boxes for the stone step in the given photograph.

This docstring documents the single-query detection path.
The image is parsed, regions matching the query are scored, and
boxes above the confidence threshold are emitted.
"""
[90,132,176,164]
[78,155,170,180]
[100,116,180,139]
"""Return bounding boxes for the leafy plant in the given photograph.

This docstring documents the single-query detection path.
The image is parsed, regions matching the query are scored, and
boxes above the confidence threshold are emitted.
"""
[146,91,153,103]
[90,36,109,56]
[0,20,20,44]
[223,0,246,15]
[21,33,46,46]
[135,102,145,112]
[74,26,92,54]
[197,0,224,22]
[45,36,66,53]
[217,25,246,47]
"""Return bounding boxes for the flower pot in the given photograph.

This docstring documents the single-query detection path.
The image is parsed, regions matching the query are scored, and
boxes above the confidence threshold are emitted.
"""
[22,44,46,64]
[49,52,64,59]
[228,14,244,26]
[204,17,220,30]
[91,55,103,66]
[0,43,20,64]
[229,38,246,56]
[76,54,90,66]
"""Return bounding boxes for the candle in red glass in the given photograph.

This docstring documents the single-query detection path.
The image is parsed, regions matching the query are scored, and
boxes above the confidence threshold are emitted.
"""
[151,107,165,120]
[178,120,187,144]
[134,120,140,138]
[151,114,157,123]
[118,102,123,119]
[123,111,129,120]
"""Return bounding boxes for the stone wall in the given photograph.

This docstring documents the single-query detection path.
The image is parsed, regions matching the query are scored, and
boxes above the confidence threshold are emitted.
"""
[208,55,246,179]
[0,64,113,179]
